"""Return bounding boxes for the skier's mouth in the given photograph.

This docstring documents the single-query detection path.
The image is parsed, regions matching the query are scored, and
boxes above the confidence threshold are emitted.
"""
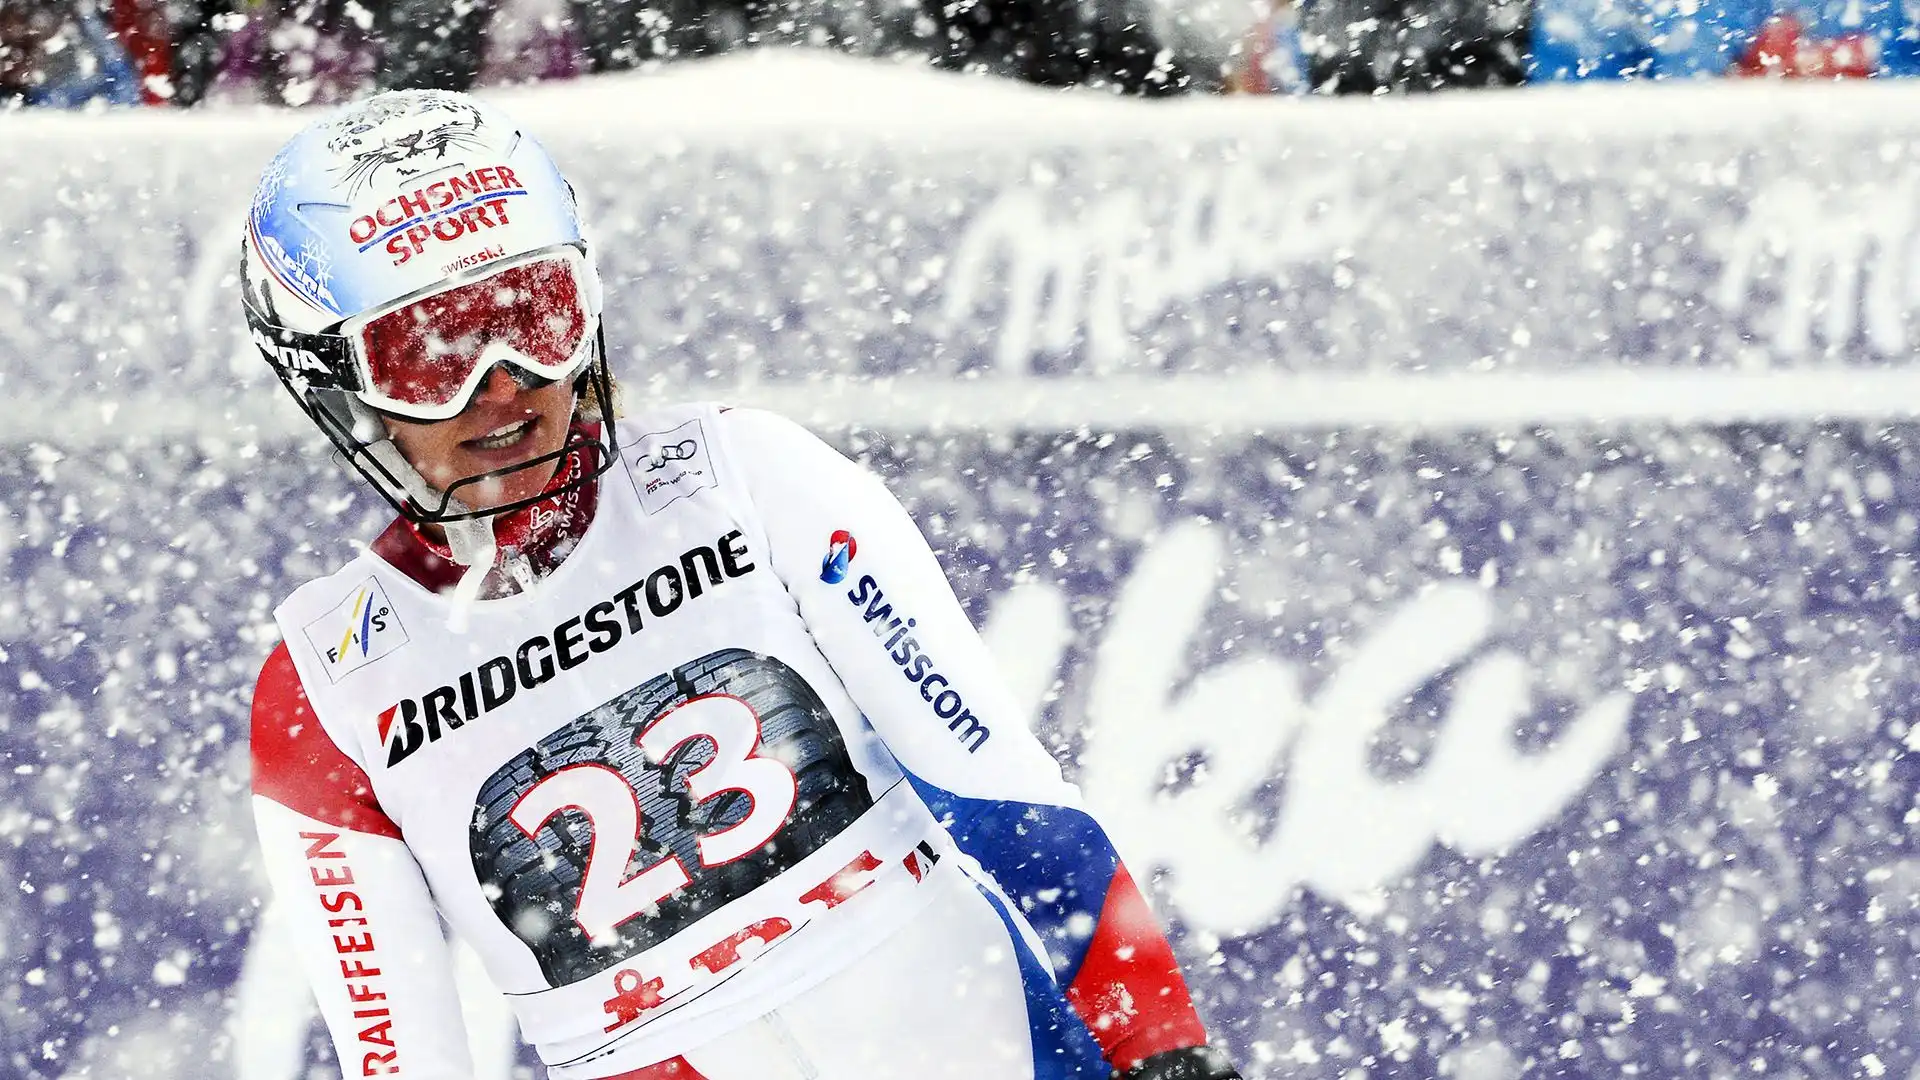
[466,418,535,452]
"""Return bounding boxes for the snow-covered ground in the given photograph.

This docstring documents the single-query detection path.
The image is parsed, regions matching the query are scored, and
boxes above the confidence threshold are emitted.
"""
[5,54,1920,1079]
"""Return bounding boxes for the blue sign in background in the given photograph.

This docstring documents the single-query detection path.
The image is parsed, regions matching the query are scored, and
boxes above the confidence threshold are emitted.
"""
[3,60,1920,1079]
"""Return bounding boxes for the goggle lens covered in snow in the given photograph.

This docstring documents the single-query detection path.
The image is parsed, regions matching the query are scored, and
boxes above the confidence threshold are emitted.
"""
[347,249,594,420]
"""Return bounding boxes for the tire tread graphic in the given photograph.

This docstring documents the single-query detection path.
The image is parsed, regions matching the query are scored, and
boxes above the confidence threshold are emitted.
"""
[470,649,875,986]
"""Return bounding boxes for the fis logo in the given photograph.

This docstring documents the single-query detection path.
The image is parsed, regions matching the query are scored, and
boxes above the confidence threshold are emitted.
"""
[820,530,858,584]
[301,578,408,683]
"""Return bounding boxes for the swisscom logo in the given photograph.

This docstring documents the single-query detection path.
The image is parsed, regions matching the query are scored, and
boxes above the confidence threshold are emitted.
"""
[301,578,409,682]
[820,530,858,584]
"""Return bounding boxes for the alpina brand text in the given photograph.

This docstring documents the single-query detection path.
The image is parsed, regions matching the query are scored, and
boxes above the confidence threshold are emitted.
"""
[348,166,525,267]
[251,326,328,378]
[380,531,756,766]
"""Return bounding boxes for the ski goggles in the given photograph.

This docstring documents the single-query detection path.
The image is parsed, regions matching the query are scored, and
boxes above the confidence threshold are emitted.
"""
[336,245,598,422]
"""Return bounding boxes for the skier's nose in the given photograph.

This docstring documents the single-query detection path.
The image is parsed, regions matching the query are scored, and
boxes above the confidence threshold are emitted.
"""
[472,364,519,407]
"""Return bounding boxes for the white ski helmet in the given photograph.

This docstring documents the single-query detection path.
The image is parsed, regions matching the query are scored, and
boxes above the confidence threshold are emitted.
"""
[240,89,616,526]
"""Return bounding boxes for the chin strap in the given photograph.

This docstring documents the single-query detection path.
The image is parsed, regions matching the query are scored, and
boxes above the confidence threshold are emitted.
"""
[372,422,601,631]
[439,517,498,633]
[365,436,498,632]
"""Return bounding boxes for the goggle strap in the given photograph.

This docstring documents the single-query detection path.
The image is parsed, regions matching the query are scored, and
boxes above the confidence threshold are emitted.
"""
[243,296,363,393]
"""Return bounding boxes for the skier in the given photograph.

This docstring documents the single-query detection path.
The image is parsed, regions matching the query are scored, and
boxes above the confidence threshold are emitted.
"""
[245,89,1242,1080]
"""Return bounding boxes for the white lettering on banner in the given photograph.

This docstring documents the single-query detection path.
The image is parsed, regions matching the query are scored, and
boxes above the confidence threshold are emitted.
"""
[1712,176,1920,357]
[940,164,1368,374]
[980,521,1634,936]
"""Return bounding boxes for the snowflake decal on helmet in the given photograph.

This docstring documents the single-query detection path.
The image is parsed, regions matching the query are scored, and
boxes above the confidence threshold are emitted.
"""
[301,241,334,294]
[249,146,295,223]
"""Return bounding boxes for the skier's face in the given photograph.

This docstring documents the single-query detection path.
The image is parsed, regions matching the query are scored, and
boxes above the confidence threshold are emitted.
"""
[381,365,575,512]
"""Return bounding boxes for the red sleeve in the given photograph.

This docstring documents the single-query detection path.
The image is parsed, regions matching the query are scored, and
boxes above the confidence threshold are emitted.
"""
[251,643,403,840]
[1065,862,1210,1071]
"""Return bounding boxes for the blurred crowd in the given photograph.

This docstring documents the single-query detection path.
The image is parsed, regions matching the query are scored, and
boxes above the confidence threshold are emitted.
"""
[0,0,1201,107]
[0,0,1911,110]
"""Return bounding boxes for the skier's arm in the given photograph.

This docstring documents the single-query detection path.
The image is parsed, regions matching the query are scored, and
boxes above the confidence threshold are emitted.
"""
[251,644,477,1080]
[720,408,1236,1078]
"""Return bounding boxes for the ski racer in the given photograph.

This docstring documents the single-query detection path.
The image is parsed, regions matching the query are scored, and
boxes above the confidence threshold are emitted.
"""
[244,88,1242,1080]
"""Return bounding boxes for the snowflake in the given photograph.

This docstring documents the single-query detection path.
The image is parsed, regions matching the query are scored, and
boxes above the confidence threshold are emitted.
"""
[249,148,294,222]
[299,241,335,293]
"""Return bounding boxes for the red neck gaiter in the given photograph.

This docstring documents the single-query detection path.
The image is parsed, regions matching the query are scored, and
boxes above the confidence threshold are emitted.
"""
[373,423,603,595]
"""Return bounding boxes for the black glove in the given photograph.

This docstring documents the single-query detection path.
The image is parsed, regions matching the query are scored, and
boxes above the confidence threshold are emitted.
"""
[1115,1046,1245,1080]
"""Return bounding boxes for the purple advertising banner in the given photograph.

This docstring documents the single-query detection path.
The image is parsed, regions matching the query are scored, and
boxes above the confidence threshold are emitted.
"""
[3,56,1920,1080]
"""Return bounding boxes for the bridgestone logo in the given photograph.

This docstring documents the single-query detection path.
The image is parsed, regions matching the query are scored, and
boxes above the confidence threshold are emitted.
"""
[380,531,755,767]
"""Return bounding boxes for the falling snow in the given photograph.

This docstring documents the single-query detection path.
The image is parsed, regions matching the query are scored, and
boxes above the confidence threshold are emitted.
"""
[5,46,1920,1080]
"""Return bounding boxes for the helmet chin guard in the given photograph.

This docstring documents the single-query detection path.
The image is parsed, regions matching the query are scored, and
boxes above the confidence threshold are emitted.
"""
[278,330,621,628]
[280,328,621,528]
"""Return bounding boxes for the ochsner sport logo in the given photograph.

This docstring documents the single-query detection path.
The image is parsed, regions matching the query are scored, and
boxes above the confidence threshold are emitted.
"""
[301,578,408,683]
[844,571,990,753]
[347,165,526,267]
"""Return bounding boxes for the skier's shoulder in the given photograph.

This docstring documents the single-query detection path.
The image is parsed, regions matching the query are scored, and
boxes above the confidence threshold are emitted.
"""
[266,541,418,698]
[612,401,827,462]
[610,400,757,466]
[249,637,401,836]
[272,543,390,630]
[251,640,304,723]
[608,400,835,509]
